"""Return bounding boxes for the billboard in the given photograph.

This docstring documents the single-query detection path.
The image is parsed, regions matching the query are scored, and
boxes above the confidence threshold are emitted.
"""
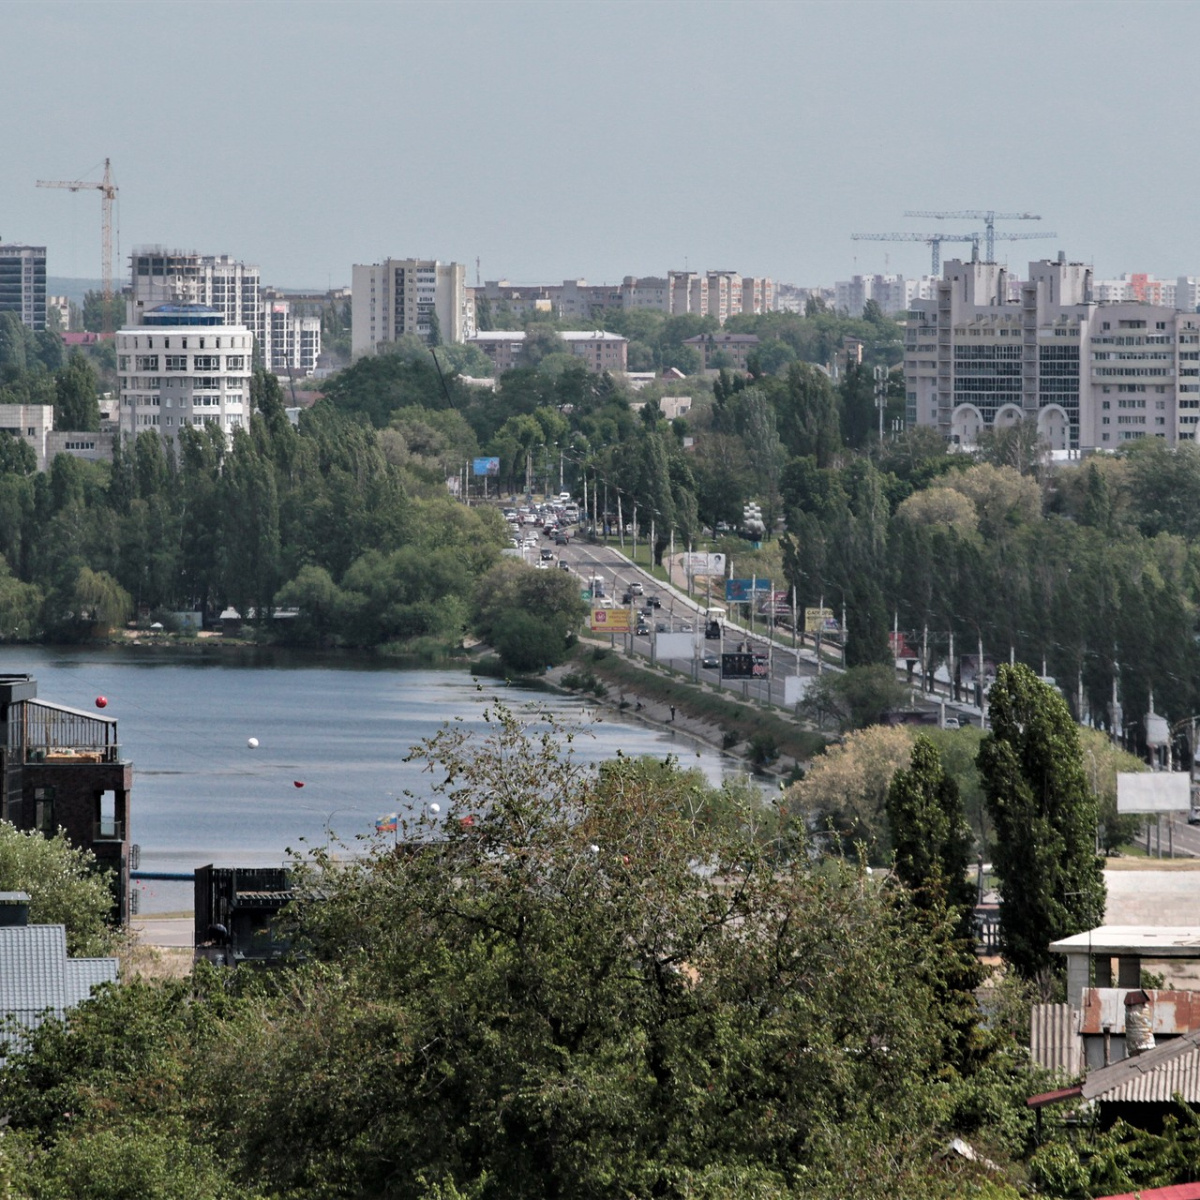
[784,675,814,706]
[472,456,500,476]
[655,632,695,659]
[1117,772,1191,814]
[804,607,838,633]
[725,578,772,603]
[722,653,769,680]
[684,552,726,577]
[590,608,632,633]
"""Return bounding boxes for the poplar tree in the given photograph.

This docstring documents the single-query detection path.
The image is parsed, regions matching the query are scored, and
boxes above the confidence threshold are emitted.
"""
[978,663,1106,979]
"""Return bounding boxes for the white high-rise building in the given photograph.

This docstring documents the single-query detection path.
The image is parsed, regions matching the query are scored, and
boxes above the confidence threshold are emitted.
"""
[905,256,1200,451]
[351,258,469,357]
[116,305,253,451]
[127,247,261,334]
[261,300,321,376]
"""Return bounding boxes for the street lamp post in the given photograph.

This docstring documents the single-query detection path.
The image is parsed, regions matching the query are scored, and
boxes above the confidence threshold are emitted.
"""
[874,365,886,447]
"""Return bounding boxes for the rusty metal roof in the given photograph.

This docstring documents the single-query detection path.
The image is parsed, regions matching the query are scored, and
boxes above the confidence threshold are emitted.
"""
[1081,1028,1200,1103]
[1031,1003,1084,1078]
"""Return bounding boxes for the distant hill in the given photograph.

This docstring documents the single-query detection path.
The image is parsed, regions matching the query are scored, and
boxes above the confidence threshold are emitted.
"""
[47,277,106,306]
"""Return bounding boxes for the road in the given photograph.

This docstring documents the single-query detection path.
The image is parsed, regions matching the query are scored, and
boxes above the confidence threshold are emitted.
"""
[549,536,819,709]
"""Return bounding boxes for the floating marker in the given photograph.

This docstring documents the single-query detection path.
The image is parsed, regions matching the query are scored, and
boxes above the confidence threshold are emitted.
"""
[429,803,441,815]
[95,696,107,709]
[293,781,305,788]
[247,737,259,749]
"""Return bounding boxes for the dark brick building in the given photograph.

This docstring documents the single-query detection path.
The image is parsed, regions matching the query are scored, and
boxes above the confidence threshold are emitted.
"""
[0,674,132,922]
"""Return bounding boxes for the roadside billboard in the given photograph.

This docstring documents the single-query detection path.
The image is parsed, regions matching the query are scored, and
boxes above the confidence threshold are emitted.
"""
[1117,772,1191,814]
[722,653,769,680]
[804,607,837,633]
[472,457,500,476]
[725,578,772,603]
[655,632,695,660]
[590,608,632,634]
[684,552,727,577]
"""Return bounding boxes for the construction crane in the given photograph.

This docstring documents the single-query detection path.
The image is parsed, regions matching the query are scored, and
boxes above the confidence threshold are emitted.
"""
[903,210,1042,263]
[852,229,1058,275]
[851,231,980,276]
[36,158,119,328]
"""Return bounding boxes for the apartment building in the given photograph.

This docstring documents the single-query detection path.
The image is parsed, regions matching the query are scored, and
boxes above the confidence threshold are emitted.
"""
[116,305,253,450]
[127,247,261,333]
[351,258,469,356]
[0,245,47,331]
[466,330,627,375]
[904,255,1200,452]
[668,271,707,316]
[684,332,760,371]
[620,275,670,311]
[260,300,321,376]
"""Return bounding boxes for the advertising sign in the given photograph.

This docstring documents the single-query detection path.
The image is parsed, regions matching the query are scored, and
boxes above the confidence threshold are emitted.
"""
[804,607,838,634]
[758,590,791,616]
[783,675,813,706]
[590,608,632,633]
[721,653,769,680]
[684,552,727,577]
[725,578,772,603]
[472,456,500,476]
[655,632,695,660]
[1117,772,1191,814]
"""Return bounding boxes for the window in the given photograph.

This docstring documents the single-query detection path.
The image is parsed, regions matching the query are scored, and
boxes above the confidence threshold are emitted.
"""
[166,355,187,371]
[135,355,159,371]
[193,355,219,370]
[34,787,55,835]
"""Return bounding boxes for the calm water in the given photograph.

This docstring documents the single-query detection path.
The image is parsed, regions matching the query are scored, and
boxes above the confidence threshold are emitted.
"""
[0,646,746,912]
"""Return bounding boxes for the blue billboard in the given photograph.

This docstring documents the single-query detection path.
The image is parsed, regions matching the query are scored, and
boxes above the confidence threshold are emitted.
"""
[725,578,773,603]
[472,457,500,477]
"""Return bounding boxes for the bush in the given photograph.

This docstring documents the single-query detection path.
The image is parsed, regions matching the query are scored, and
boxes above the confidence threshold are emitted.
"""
[747,731,779,766]
[491,610,568,674]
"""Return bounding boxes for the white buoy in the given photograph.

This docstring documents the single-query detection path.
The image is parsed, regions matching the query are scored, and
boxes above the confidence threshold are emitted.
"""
[429,803,441,815]
[247,737,259,749]
[589,844,600,855]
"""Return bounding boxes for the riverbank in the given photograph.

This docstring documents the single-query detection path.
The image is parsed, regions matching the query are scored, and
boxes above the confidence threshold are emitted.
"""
[546,642,826,780]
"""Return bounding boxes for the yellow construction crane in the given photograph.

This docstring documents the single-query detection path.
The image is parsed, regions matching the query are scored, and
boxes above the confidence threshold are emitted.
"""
[36,158,119,326]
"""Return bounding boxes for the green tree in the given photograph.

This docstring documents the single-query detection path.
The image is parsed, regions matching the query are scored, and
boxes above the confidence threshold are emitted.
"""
[978,663,1106,979]
[0,821,117,955]
[54,351,100,430]
[81,291,126,334]
[886,735,976,923]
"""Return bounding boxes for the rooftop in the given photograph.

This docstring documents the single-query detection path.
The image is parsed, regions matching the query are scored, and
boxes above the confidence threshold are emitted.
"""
[1050,927,1200,958]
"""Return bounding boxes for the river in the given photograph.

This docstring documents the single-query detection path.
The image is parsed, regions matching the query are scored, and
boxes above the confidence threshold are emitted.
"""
[0,646,749,913]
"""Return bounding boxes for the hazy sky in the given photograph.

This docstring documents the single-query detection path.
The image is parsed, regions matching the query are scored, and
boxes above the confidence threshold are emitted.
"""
[3,0,1192,290]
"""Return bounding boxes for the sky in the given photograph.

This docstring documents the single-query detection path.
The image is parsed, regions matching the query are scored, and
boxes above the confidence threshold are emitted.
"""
[2,0,1194,291]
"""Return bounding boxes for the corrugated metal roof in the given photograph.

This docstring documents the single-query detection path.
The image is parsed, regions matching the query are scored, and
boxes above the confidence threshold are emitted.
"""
[1097,1183,1200,1200]
[0,926,118,1043]
[1031,1003,1084,1078]
[1082,1028,1200,1103]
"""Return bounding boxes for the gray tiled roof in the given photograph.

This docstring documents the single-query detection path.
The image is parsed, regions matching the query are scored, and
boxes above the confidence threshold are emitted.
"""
[0,925,118,1043]
[1082,1028,1200,1103]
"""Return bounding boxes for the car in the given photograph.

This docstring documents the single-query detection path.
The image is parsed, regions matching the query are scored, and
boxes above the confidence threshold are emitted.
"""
[621,591,633,604]
[702,652,720,669]
[558,559,571,570]
[646,596,662,609]
[535,561,550,570]
[655,621,669,633]
[629,581,644,595]
[554,534,568,545]
[636,622,650,636]
[942,717,960,730]
[540,549,554,561]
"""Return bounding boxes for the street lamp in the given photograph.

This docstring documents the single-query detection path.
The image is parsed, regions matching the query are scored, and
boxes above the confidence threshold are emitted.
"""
[874,365,887,447]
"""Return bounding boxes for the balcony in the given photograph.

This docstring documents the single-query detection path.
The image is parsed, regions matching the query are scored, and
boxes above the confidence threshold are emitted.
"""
[93,819,125,843]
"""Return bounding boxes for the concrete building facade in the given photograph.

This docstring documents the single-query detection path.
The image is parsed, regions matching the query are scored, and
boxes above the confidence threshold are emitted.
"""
[351,258,469,356]
[127,247,261,334]
[0,245,47,332]
[466,330,627,375]
[684,332,760,371]
[116,305,253,449]
[905,256,1200,452]
[261,300,321,376]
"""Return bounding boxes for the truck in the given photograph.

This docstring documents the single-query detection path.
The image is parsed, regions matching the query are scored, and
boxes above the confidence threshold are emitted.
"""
[703,606,726,640]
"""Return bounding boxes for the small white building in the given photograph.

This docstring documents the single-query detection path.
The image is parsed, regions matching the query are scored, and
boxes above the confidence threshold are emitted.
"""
[116,304,253,450]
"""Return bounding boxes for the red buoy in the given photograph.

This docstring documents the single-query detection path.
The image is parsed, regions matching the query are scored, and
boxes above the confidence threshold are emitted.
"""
[95,696,107,709]
[293,780,305,788]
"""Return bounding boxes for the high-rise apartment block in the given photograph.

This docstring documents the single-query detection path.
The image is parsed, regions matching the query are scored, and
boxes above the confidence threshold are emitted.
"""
[116,305,253,450]
[0,245,47,331]
[905,256,1200,452]
[351,258,469,357]
[260,299,322,376]
[127,247,261,332]
[836,273,937,318]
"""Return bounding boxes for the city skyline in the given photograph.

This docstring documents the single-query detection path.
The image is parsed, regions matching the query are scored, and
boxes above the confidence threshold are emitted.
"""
[2,0,1194,290]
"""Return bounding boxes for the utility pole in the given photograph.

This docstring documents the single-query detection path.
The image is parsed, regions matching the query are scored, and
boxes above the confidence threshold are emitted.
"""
[874,365,886,447]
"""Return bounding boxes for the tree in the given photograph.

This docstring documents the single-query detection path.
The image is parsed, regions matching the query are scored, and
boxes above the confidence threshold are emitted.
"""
[886,735,976,921]
[490,608,568,672]
[81,291,126,335]
[0,821,117,955]
[786,723,915,862]
[797,663,908,732]
[54,351,100,430]
[978,663,1106,979]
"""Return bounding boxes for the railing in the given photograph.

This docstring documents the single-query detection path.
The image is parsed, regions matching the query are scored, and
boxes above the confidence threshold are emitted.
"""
[16,700,120,762]
[93,820,125,842]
